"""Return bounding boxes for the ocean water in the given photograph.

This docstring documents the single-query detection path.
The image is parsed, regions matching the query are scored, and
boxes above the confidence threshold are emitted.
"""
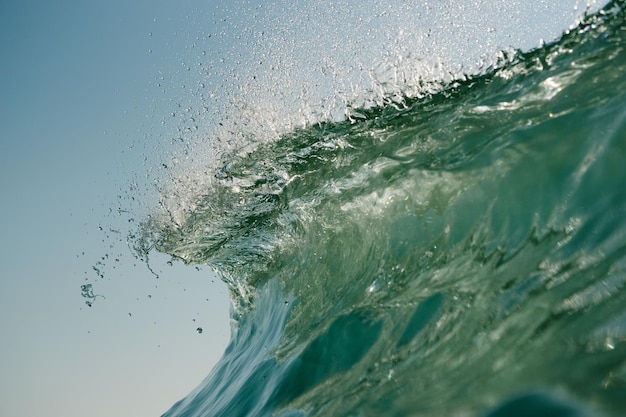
[134,1,626,416]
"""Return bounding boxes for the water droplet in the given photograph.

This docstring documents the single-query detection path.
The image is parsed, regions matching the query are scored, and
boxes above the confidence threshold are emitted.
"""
[196,327,203,334]
[605,337,616,350]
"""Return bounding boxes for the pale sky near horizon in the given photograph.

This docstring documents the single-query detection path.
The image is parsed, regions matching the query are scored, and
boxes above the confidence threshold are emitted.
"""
[0,1,606,417]
[0,2,231,417]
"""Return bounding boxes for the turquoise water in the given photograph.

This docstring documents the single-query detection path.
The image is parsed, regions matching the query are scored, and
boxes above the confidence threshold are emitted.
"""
[136,2,626,416]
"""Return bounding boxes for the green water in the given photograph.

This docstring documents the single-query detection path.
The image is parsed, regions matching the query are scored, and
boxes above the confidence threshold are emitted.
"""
[138,2,626,416]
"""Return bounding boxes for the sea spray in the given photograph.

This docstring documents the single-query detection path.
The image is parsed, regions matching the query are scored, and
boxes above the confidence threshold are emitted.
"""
[143,0,604,232]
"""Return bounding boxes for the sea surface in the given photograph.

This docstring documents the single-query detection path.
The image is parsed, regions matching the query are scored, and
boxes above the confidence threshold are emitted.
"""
[134,1,626,416]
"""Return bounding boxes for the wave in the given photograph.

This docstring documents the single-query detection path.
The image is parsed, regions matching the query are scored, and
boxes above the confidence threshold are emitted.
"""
[132,1,626,416]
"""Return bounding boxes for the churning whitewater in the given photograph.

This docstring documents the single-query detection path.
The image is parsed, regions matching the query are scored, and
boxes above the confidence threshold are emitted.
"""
[128,1,626,416]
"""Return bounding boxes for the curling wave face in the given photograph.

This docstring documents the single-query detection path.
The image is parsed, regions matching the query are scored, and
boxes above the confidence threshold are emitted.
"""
[135,2,626,416]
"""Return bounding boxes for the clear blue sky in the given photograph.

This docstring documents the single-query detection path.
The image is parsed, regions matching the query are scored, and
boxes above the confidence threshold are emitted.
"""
[0,1,605,417]
[0,1,230,417]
